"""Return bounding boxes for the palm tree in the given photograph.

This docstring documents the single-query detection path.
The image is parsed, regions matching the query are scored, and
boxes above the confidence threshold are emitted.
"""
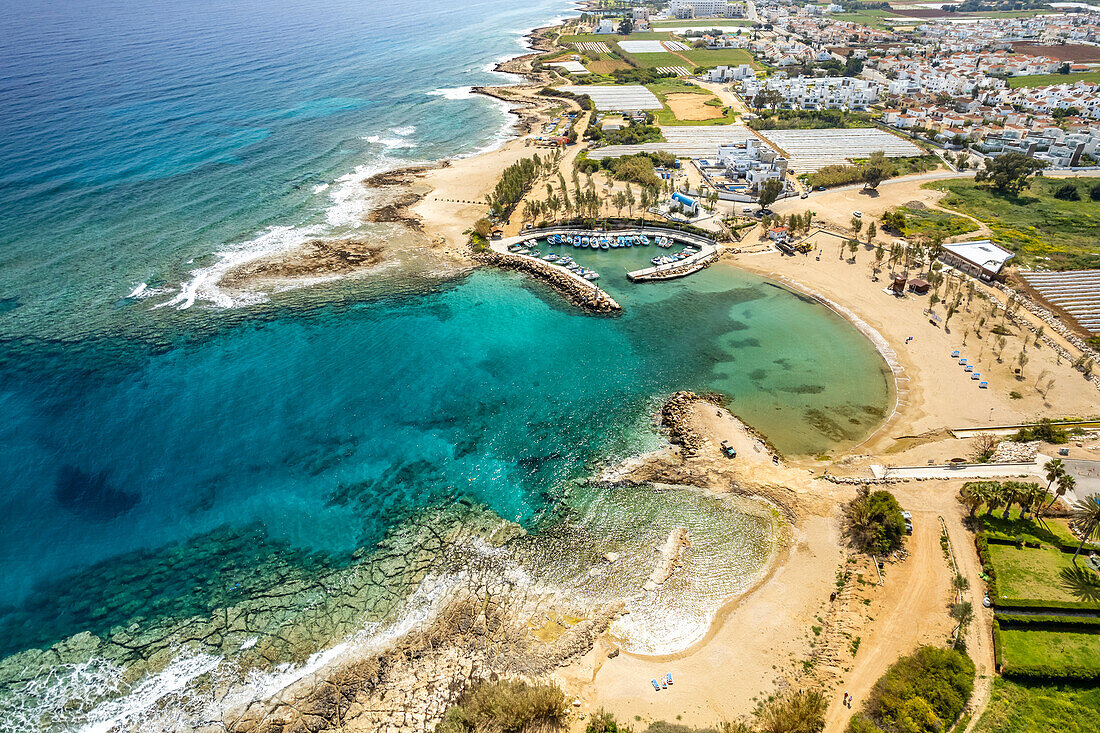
[1070,495,1100,565]
[1044,459,1067,507]
[1054,474,1076,512]
[958,483,984,518]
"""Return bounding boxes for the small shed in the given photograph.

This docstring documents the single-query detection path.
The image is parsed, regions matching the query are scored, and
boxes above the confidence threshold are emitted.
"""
[490,226,504,240]
[908,277,930,294]
[891,275,907,294]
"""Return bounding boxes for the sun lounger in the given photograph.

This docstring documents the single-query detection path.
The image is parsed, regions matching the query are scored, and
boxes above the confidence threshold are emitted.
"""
[979,381,988,389]
[971,373,980,380]
[666,673,674,686]
[951,350,960,358]
[652,679,661,691]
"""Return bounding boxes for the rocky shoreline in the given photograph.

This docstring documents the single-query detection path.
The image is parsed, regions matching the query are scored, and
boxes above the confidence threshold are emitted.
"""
[475,249,622,313]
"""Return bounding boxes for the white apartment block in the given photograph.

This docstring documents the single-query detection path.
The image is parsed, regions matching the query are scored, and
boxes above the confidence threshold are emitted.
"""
[668,0,745,18]
[741,76,880,110]
[707,64,755,82]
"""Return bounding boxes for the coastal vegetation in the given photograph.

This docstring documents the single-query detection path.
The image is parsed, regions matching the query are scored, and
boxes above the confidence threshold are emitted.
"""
[844,488,907,555]
[928,177,1100,270]
[881,205,978,240]
[486,157,543,218]
[745,110,876,131]
[804,154,939,190]
[846,646,975,733]
[436,679,567,733]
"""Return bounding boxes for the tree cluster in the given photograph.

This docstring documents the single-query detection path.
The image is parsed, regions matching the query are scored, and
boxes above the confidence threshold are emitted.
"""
[844,488,907,555]
[847,646,975,733]
[974,152,1047,196]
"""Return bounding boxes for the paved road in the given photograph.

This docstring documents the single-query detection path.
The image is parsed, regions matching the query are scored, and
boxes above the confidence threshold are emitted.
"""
[1065,458,1100,502]
[871,461,1042,481]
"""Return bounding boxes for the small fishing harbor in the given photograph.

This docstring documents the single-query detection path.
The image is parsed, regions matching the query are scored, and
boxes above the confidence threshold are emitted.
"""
[489,226,723,309]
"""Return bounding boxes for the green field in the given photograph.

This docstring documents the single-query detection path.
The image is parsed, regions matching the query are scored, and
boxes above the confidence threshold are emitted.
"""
[987,544,1084,604]
[644,78,740,126]
[1007,70,1100,89]
[831,9,903,28]
[929,178,1100,270]
[899,206,979,239]
[631,52,689,69]
[679,47,755,68]
[999,627,1100,672]
[975,677,1100,733]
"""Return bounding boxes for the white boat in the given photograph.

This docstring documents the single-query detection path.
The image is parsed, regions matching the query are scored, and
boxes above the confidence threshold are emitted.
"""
[583,272,600,280]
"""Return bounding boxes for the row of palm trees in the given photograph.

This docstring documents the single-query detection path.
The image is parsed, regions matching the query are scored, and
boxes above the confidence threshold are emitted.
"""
[958,470,1100,564]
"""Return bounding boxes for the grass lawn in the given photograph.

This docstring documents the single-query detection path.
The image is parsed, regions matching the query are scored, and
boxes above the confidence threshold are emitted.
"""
[1007,70,1100,89]
[986,543,1083,604]
[928,178,1100,270]
[978,508,1083,548]
[899,206,979,239]
[998,627,1100,672]
[974,677,1100,733]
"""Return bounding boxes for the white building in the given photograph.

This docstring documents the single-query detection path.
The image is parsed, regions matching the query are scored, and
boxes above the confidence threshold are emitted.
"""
[707,64,755,82]
[715,137,789,187]
[632,6,650,20]
[595,19,617,34]
[668,0,744,18]
[741,76,880,110]
[940,240,1014,280]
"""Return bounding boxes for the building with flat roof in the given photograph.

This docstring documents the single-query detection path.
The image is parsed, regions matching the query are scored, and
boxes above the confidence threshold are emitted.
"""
[939,240,1014,280]
[668,0,744,18]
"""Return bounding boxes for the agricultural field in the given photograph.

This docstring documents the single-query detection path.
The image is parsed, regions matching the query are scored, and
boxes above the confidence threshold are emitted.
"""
[929,178,1100,271]
[1007,70,1100,89]
[645,78,738,126]
[974,677,1100,733]
[985,543,1086,605]
[998,626,1100,673]
[830,9,903,28]
[679,47,756,69]
[631,51,689,69]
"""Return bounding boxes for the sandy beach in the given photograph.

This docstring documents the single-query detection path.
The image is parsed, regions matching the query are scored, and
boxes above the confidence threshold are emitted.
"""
[195,16,1100,733]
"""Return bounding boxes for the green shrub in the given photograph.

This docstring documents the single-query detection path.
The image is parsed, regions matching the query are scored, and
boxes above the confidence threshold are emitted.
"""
[847,646,975,733]
[437,679,567,733]
[996,614,1100,628]
[845,488,907,555]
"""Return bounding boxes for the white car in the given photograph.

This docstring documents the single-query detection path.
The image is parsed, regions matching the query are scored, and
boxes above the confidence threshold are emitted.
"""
[853,211,863,218]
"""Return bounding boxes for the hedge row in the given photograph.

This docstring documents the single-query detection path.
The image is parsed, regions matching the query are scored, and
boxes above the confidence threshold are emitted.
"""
[1000,663,1100,682]
[997,597,1100,612]
[975,534,1000,599]
[997,614,1100,629]
[981,530,1100,554]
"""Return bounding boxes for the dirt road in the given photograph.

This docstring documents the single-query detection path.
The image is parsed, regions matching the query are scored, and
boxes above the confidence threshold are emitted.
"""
[821,481,994,732]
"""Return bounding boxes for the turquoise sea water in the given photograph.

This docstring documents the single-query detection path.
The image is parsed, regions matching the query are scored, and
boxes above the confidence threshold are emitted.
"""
[0,0,891,727]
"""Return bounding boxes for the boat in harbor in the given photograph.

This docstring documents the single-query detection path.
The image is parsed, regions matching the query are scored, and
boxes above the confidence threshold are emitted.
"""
[600,241,609,250]
[583,272,600,280]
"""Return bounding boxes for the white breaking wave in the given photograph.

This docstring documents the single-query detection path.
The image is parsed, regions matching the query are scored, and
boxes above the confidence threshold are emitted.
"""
[155,155,412,310]
[427,86,474,100]
[75,653,223,733]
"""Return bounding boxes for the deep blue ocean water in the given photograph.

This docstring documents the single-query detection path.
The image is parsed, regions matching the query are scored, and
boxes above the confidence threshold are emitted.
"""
[0,0,892,726]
